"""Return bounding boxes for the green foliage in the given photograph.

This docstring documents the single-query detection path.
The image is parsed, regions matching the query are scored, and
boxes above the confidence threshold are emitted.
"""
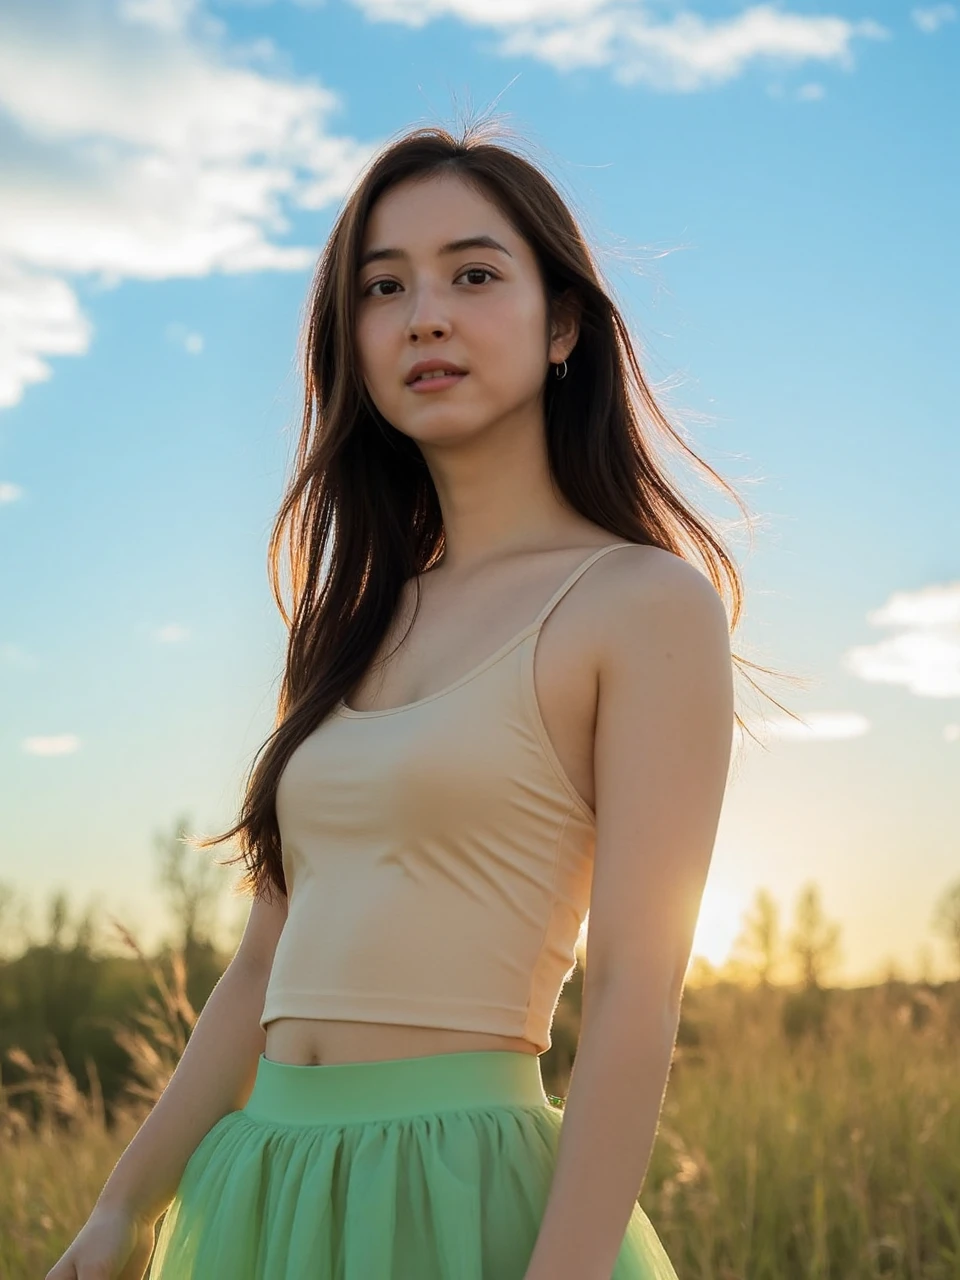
[932,882,960,977]
[0,935,225,1119]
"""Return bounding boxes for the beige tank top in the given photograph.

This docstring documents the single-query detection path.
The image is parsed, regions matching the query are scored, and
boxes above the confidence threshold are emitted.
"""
[260,542,635,1054]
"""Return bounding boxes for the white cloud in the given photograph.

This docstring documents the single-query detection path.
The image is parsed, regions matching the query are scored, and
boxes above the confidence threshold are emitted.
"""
[911,3,957,33]
[844,582,960,698]
[0,0,894,409]
[166,322,205,354]
[155,623,192,642]
[0,1,378,408]
[219,0,329,8]
[0,260,93,408]
[23,734,81,756]
[356,0,605,24]
[350,0,890,92]
[0,642,39,668]
[797,81,826,100]
[0,481,24,504]
[120,0,201,31]
[865,582,960,629]
[760,711,871,742]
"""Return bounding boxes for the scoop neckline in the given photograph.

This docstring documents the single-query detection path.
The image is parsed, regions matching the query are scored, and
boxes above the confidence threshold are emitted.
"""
[337,541,636,719]
[338,621,542,718]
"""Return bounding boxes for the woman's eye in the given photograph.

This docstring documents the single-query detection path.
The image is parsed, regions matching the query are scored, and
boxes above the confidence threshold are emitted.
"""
[364,279,400,298]
[457,267,496,285]
[362,267,496,298]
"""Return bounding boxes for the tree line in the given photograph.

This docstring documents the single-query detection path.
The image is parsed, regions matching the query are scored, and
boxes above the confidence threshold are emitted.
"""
[1,813,958,1120]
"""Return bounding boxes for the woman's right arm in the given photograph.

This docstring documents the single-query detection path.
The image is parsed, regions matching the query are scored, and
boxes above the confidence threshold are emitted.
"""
[98,889,288,1225]
[46,889,288,1279]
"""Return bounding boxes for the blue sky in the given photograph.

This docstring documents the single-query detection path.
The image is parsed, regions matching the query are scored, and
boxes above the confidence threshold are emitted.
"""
[1,0,957,982]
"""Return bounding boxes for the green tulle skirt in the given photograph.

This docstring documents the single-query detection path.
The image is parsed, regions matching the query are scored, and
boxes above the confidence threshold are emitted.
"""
[148,1048,677,1279]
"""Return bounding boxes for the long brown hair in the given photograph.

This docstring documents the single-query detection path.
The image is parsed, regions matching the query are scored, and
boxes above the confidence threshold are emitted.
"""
[195,117,802,904]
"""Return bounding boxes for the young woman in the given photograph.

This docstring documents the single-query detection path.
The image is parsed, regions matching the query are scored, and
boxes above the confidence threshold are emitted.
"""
[48,120,782,1280]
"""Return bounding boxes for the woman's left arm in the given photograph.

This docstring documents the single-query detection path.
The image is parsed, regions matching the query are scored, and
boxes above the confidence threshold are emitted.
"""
[523,554,736,1280]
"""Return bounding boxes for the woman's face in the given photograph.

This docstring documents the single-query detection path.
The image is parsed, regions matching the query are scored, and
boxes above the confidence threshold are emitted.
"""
[354,172,575,448]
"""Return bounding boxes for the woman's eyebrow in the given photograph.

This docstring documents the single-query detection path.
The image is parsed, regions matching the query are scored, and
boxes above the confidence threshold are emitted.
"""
[357,235,513,271]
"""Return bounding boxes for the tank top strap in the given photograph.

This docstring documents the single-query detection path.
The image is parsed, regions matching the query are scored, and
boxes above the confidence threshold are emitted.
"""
[531,542,636,631]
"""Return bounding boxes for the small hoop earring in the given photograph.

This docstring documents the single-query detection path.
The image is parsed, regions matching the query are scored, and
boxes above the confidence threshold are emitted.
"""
[555,359,568,381]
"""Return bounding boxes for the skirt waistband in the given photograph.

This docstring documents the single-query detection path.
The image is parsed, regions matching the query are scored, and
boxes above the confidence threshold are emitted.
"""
[243,1050,551,1126]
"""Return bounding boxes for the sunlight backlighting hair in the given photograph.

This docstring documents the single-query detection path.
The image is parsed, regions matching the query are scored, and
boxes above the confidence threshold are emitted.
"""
[191,115,801,902]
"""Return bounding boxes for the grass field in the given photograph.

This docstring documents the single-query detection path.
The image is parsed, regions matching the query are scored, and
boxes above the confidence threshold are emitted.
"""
[2,944,958,1280]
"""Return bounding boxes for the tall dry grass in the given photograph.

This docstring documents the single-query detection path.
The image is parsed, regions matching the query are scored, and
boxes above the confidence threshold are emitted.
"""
[643,981,960,1278]
[2,932,958,1280]
[0,923,196,1279]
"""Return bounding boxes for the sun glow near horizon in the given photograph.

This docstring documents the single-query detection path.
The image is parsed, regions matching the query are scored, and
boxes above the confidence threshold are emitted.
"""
[689,881,752,969]
[576,879,752,973]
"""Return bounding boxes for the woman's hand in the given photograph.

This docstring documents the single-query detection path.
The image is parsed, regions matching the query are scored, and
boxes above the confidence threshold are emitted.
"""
[45,1204,157,1280]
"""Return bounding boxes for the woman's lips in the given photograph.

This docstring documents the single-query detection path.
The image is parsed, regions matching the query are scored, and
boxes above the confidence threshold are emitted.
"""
[407,373,468,392]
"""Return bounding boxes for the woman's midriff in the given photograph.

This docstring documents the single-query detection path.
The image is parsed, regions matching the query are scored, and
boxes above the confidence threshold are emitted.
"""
[264,1017,540,1066]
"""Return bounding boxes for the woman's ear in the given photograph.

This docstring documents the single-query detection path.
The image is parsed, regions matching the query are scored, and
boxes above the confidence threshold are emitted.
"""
[549,289,582,363]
